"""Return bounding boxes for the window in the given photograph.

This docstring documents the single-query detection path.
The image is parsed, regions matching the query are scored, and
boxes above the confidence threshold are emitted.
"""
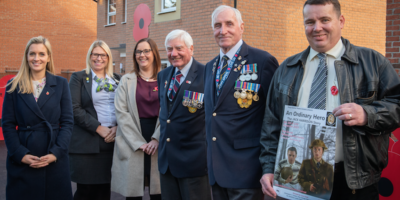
[161,0,176,13]
[107,0,116,25]
[161,60,171,70]
[122,0,127,23]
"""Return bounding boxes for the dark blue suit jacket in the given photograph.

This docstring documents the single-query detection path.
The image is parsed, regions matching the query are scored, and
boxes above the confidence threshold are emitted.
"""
[204,42,279,188]
[157,58,207,178]
[2,72,74,200]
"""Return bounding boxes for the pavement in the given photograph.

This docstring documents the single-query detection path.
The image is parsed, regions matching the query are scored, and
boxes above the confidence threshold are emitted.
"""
[0,140,276,200]
[0,141,150,200]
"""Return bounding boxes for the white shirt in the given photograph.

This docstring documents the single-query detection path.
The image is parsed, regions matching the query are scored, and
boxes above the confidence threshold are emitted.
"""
[219,39,243,63]
[91,69,117,127]
[173,57,193,85]
[297,39,345,162]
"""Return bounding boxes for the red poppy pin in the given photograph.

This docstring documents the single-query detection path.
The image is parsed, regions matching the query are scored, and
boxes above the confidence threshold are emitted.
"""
[331,86,338,96]
[153,86,158,92]
[46,91,49,95]
[133,4,151,42]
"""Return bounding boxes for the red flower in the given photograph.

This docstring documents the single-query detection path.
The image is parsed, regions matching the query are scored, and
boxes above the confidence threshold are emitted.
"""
[133,4,151,42]
[330,86,338,96]
[153,86,158,92]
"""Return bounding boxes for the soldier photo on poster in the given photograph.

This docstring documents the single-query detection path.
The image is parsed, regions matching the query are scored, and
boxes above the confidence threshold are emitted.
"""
[273,106,336,200]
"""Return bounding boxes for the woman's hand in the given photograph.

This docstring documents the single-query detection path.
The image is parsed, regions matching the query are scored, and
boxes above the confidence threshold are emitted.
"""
[21,154,40,165]
[96,125,111,138]
[25,154,57,168]
[139,143,148,151]
[144,139,159,155]
[104,126,117,143]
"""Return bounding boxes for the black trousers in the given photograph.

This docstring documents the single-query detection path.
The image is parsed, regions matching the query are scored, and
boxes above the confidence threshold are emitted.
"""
[73,183,111,200]
[126,194,161,200]
[211,183,264,200]
[330,162,379,200]
[160,169,211,200]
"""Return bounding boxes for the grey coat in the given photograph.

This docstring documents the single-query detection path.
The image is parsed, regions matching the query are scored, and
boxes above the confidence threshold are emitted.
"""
[111,73,161,197]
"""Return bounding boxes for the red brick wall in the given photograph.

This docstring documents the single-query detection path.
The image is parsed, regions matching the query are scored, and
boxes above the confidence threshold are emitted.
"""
[98,0,387,71]
[387,0,400,77]
[0,0,97,78]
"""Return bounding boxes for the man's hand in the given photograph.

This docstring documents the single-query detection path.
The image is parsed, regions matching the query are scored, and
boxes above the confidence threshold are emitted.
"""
[260,173,276,198]
[310,184,316,192]
[333,103,367,126]
[284,175,293,184]
[96,126,111,138]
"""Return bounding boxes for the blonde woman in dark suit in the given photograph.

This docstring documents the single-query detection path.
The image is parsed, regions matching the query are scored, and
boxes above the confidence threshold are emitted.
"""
[69,40,121,200]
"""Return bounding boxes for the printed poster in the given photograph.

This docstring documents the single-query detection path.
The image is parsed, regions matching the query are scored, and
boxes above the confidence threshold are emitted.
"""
[273,106,337,200]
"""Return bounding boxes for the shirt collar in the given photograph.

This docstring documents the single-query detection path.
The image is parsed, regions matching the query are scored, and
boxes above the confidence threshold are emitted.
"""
[91,69,112,80]
[313,158,324,164]
[174,57,193,78]
[219,39,243,60]
[309,38,344,61]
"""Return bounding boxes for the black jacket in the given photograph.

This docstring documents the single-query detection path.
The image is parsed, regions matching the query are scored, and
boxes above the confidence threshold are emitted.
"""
[68,70,121,154]
[260,38,400,189]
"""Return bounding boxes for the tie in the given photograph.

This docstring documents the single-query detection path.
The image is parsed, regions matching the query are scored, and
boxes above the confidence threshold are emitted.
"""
[317,162,321,168]
[219,55,229,81]
[308,53,327,110]
[168,70,183,101]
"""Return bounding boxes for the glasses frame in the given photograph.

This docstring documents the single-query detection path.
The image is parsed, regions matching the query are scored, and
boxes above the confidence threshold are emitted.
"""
[91,53,109,59]
[135,49,152,56]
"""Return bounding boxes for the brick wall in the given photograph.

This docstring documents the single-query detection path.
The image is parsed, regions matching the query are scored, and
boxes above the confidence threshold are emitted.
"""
[98,0,387,72]
[0,0,97,78]
[387,0,400,77]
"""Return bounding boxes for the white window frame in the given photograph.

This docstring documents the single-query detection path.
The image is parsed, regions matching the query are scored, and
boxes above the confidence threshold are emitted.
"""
[160,0,176,14]
[107,0,116,25]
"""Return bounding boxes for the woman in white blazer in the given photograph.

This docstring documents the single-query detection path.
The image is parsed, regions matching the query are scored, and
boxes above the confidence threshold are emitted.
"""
[111,38,162,200]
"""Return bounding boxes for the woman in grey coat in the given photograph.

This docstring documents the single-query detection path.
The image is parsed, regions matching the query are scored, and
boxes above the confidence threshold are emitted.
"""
[111,38,161,199]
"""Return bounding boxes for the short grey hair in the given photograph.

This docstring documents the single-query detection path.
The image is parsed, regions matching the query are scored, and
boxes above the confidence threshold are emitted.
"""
[164,29,193,49]
[211,5,244,29]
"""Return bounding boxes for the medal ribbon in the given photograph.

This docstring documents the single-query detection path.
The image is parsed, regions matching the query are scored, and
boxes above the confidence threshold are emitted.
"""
[235,80,241,89]
[215,46,242,96]
[254,83,260,93]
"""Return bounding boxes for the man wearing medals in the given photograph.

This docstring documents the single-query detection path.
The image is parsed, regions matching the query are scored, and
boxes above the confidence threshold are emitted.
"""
[260,1,400,199]
[203,5,279,200]
[157,30,211,200]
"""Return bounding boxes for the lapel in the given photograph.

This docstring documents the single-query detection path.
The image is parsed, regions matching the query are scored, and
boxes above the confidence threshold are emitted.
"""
[83,71,93,101]
[19,72,52,121]
[126,74,141,131]
[210,56,220,107]
[169,59,199,117]
[163,66,175,111]
[37,72,56,109]
[214,42,249,110]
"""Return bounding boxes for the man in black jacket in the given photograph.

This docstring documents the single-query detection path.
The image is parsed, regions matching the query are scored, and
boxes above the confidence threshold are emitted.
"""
[260,0,400,199]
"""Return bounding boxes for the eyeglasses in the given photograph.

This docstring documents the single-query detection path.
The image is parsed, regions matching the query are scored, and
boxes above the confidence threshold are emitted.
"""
[135,49,152,56]
[91,53,108,59]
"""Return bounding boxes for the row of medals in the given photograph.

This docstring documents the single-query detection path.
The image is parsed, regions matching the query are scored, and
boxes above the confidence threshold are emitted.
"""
[234,71,259,109]
[183,99,202,113]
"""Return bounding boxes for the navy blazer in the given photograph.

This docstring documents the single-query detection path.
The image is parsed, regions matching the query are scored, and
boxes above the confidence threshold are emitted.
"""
[2,72,74,200]
[204,42,279,188]
[157,58,207,178]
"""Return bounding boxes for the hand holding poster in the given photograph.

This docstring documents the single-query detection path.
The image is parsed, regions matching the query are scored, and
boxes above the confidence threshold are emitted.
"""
[273,105,337,200]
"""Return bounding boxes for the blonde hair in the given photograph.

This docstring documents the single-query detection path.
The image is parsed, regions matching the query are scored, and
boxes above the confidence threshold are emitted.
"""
[85,40,114,79]
[7,36,55,94]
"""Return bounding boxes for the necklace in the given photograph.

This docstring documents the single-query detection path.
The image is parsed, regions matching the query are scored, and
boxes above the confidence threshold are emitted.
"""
[139,72,152,82]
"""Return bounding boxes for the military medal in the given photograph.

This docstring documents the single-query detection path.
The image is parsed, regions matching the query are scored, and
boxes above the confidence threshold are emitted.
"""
[251,64,258,80]
[182,90,190,106]
[240,82,247,99]
[247,83,253,100]
[192,92,199,108]
[253,83,260,101]
[239,66,246,82]
[197,93,204,109]
[245,64,251,81]
[188,107,197,113]
[238,56,242,61]
[234,81,241,99]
